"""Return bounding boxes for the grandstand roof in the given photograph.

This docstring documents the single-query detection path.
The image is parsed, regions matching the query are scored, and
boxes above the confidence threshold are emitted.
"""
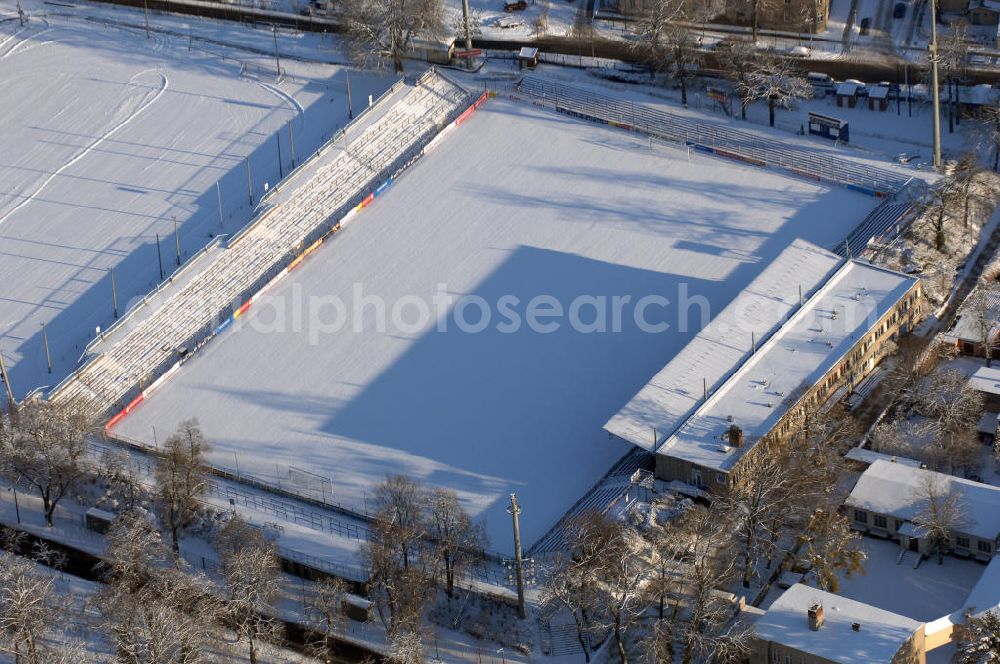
[607,249,917,473]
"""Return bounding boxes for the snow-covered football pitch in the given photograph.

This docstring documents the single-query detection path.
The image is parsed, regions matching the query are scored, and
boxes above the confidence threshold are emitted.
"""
[117,97,877,553]
[0,13,390,399]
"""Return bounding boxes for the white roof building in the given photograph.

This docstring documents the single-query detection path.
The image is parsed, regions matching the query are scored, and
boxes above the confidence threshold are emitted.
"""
[754,583,923,664]
[606,242,918,476]
[943,287,1000,346]
[846,459,1000,543]
[969,365,1000,397]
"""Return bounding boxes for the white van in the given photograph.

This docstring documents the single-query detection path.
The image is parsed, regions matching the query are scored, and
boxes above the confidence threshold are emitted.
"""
[807,72,835,96]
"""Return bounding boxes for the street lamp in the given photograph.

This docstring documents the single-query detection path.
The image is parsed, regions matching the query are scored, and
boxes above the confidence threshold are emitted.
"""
[8,486,20,525]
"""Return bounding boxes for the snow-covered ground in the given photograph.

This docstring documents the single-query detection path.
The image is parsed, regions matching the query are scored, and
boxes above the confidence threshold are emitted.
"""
[117,96,875,553]
[0,7,392,401]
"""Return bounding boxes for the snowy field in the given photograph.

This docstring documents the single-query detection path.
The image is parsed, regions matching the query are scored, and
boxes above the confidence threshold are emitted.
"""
[0,10,391,400]
[118,97,876,553]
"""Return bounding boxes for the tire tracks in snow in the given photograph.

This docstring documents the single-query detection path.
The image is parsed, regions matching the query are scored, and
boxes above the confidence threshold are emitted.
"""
[0,70,169,229]
[0,17,49,59]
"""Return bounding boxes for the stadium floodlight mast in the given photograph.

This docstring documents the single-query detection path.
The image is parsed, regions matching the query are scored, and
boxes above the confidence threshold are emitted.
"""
[143,0,150,38]
[929,0,942,170]
[0,352,15,414]
[461,0,474,70]
[15,0,24,27]
[507,493,527,619]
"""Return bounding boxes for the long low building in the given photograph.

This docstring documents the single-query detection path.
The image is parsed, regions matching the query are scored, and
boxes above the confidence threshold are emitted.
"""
[846,459,1000,561]
[606,241,920,490]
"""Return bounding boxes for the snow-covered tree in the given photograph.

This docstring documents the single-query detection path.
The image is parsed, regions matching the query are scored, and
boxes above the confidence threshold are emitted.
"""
[216,516,283,664]
[0,397,97,526]
[745,55,812,127]
[911,474,968,564]
[428,487,485,598]
[798,507,866,592]
[338,0,444,71]
[304,576,350,662]
[959,610,1000,664]
[153,419,210,555]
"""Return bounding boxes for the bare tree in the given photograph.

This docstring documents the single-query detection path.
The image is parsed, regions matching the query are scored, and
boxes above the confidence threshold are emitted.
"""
[338,0,444,71]
[939,24,970,134]
[100,449,147,515]
[717,38,761,120]
[745,54,812,127]
[427,488,485,598]
[0,550,57,664]
[678,509,738,664]
[96,513,218,664]
[0,398,96,526]
[720,451,790,589]
[958,609,1000,664]
[797,507,866,592]
[363,479,433,641]
[981,103,1000,172]
[216,516,283,664]
[630,0,700,106]
[387,629,425,664]
[544,513,613,663]
[951,154,984,230]
[595,518,647,664]
[966,285,1000,367]
[154,419,210,555]
[911,473,968,564]
[304,576,350,663]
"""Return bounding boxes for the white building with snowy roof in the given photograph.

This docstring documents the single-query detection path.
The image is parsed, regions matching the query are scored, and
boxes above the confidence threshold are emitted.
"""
[846,459,1000,561]
[751,583,926,664]
[605,241,920,491]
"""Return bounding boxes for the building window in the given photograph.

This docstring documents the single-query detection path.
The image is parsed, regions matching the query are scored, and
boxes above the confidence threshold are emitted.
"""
[874,515,887,528]
[957,536,970,549]
[716,472,726,485]
[854,509,868,524]
[979,541,992,554]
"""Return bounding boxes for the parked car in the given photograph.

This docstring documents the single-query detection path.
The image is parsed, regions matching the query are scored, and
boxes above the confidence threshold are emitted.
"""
[807,71,835,96]
[859,17,871,35]
[845,78,868,97]
[893,2,906,18]
[504,0,527,11]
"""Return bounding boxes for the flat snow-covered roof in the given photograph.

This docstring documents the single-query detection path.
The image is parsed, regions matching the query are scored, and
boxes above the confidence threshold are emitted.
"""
[845,447,923,468]
[604,239,842,452]
[755,583,921,664]
[610,252,916,473]
[846,459,1000,542]
[969,365,1000,396]
[963,555,1000,618]
[944,288,1000,345]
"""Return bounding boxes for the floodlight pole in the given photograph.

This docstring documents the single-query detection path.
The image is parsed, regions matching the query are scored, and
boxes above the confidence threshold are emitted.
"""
[173,215,181,266]
[507,493,526,619]
[156,233,164,280]
[246,158,254,206]
[143,0,150,38]
[929,0,942,170]
[41,322,51,374]
[272,26,281,79]
[346,68,354,120]
[15,0,24,27]
[110,267,119,319]
[276,133,283,179]
[0,353,15,414]
[216,182,224,229]
[461,0,474,69]
[289,121,296,168]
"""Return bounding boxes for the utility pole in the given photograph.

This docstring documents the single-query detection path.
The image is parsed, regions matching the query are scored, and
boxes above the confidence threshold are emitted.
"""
[461,0,474,70]
[0,352,15,414]
[289,121,296,168]
[246,158,254,206]
[15,0,24,27]
[156,233,164,280]
[929,0,942,170]
[110,267,119,318]
[276,133,283,179]
[346,68,354,120]
[173,215,181,266]
[507,493,526,619]
[143,0,150,38]
[216,181,224,229]
[41,322,51,374]
[272,25,281,79]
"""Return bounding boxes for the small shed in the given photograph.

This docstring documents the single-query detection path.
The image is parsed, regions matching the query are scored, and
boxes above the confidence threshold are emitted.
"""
[836,81,859,107]
[408,37,456,65]
[868,85,889,111]
[342,594,373,622]
[85,507,116,534]
[517,46,539,69]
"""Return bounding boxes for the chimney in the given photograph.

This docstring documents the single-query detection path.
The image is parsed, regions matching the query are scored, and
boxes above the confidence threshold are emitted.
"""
[727,424,743,448]
[808,603,824,631]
